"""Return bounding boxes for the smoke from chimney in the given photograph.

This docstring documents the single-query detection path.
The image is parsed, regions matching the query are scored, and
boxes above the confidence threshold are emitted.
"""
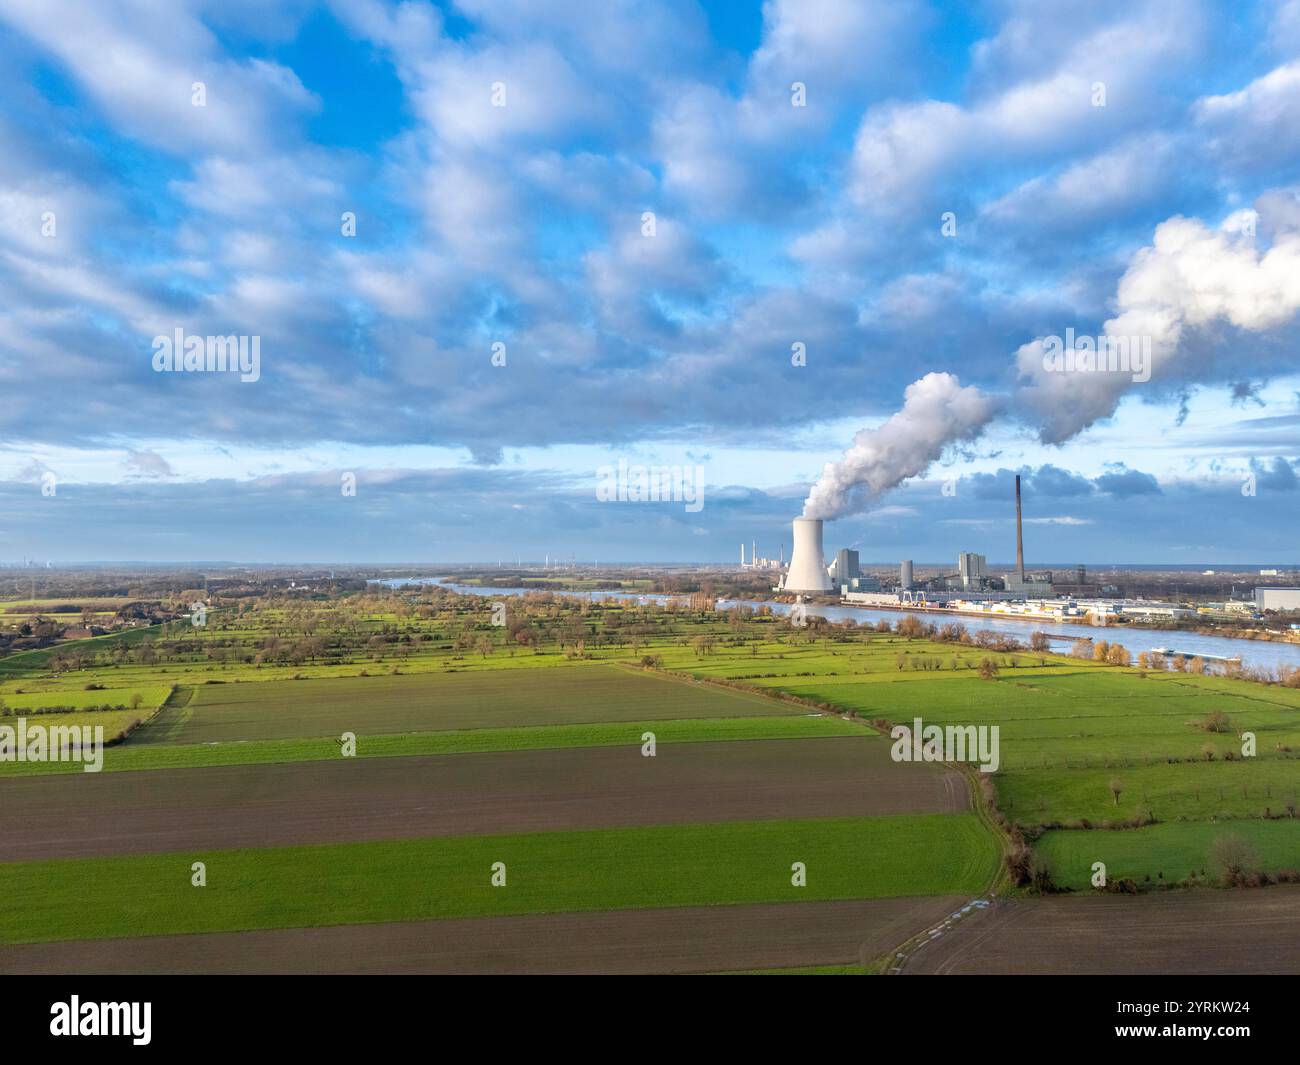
[803,373,1002,521]
[806,201,1300,525]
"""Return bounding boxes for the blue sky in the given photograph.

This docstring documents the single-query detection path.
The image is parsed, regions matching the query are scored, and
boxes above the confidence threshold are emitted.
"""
[1,0,1298,564]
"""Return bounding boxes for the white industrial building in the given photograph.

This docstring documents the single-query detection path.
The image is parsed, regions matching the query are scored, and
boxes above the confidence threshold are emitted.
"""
[1074,599,1196,621]
[828,548,860,583]
[1256,587,1300,612]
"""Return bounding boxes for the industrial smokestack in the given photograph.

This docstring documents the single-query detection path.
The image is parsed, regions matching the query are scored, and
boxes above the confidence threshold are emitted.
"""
[1015,475,1026,584]
[784,517,832,593]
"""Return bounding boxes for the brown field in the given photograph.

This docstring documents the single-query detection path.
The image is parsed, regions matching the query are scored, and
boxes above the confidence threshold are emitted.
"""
[903,887,1300,974]
[135,664,789,744]
[0,896,965,974]
[0,737,965,861]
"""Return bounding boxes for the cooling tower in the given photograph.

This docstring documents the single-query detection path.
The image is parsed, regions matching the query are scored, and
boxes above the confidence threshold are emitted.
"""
[784,517,832,592]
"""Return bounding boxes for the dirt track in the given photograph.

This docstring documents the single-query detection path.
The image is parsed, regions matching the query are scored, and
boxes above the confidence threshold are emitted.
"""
[0,737,967,860]
[0,896,966,974]
[903,887,1300,974]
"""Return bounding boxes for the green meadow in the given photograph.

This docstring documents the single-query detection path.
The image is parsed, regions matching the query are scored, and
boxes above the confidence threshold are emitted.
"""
[0,712,863,777]
[1037,821,1300,890]
[0,814,997,944]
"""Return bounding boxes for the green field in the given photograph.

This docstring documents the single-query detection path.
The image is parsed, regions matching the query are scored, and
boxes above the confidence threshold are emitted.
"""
[1037,821,1300,890]
[0,814,997,945]
[1001,760,1300,824]
[619,631,1300,887]
[0,713,864,777]
[0,686,171,712]
[5,580,1297,973]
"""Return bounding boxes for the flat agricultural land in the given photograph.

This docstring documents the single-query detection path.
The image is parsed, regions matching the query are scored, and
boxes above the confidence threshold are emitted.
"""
[903,886,1300,974]
[0,686,171,712]
[0,896,966,975]
[671,639,1300,884]
[131,665,790,744]
[0,814,998,945]
[1036,821,1300,890]
[0,713,862,777]
[21,589,1295,973]
[0,737,966,861]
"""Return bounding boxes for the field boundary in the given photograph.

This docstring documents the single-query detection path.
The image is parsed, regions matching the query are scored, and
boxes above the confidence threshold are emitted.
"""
[619,660,877,722]
[128,684,194,744]
[641,655,1013,975]
[882,762,1013,974]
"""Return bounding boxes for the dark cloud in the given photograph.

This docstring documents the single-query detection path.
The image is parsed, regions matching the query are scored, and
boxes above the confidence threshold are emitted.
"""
[969,465,1096,500]
[1095,466,1162,496]
[1252,456,1299,491]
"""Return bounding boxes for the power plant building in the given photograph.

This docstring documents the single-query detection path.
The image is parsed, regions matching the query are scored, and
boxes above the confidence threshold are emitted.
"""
[829,548,860,582]
[1255,588,1300,612]
[958,552,987,589]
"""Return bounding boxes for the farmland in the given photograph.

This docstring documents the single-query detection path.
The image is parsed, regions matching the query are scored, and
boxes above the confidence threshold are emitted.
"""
[0,737,967,860]
[648,631,1300,888]
[0,713,861,777]
[904,887,1300,974]
[0,580,1296,973]
[133,664,790,744]
[1,897,964,975]
[0,815,996,946]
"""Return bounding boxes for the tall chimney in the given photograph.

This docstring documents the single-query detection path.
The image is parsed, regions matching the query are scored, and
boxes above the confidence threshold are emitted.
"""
[1015,474,1026,583]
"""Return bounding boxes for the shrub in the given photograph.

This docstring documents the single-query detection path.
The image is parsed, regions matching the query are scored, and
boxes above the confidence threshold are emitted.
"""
[1030,855,1058,894]
[1199,710,1232,733]
[1006,843,1033,886]
[1208,833,1261,887]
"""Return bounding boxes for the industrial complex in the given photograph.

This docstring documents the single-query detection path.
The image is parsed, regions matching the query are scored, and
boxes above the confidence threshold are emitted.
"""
[766,475,1295,625]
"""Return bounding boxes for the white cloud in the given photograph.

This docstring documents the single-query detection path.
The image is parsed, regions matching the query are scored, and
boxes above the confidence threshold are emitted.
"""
[1195,60,1300,171]
[1018,191,1300,441]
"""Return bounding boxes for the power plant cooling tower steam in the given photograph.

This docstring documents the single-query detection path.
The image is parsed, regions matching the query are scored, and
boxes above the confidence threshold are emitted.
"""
[785,517,832,593]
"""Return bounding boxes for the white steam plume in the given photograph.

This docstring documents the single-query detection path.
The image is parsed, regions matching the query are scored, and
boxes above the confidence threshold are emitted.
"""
[803,372,1002,520]
[1017,191,1300,442]
[806,189,1300,521]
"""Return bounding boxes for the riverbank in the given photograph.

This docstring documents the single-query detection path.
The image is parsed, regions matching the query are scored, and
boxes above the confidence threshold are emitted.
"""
[375,577,1300,674]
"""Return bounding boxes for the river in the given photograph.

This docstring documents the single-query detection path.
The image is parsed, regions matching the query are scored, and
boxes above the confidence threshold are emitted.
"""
[373,577,1300,674]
